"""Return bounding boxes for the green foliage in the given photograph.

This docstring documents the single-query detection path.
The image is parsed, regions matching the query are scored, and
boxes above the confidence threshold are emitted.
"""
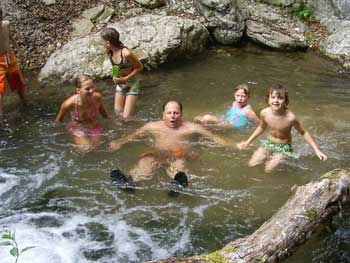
[289,0,313,20]
[0,230,35,263]
[304,209,318,222]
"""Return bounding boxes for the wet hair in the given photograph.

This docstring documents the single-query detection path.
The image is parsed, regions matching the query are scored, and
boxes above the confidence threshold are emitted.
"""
[266,84,289,108]
[162,100,183,113]
[101,27,124,49]
[74,74,92,89]
[234,83,250,96]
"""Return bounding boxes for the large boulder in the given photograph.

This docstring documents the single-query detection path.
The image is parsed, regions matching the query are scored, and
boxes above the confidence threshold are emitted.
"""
[309,0,350,20]
[320,20,350,69]
[134,0,166,9]
[194,0,245,45]
[244,2,308,50]
[38,15,210,84]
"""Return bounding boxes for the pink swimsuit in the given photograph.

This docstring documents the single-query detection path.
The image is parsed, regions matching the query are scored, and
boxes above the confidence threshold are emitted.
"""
[68,96,102,137]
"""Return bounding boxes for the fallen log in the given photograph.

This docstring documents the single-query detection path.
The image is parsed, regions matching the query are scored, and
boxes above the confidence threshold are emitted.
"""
[149,168,350,263]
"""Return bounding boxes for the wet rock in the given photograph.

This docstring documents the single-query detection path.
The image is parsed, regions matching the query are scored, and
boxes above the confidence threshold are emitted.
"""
[30,215,64,228]
[320,20,350,69]
[96,5,114,24]
[82,5,105,21]
[261,0,294,7]
[38,15,210,84]
[244,2,308,50]
[71,18,94,38]
[134,0,166,9]
[309,0,350,20]
[42,0,56,6]
[195,0,245,45]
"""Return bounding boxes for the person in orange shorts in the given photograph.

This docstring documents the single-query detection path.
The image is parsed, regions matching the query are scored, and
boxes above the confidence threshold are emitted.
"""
[0,8,26,122]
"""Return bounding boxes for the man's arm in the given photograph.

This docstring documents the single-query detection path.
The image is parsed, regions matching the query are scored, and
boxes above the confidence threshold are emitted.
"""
[195,124,236,148]
[109,124,148,151]
[293,118,327,161]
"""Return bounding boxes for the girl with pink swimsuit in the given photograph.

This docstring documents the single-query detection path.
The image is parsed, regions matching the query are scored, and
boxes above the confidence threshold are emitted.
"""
[55,74,110,152]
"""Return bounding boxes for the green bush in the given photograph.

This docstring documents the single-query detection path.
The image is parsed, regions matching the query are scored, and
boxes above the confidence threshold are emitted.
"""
[289,0,313,20]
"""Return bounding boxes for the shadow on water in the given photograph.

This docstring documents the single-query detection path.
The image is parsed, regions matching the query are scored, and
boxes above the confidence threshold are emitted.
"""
[0,43,349,262]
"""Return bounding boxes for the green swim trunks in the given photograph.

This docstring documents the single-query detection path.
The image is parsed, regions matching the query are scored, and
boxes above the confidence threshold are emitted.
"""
[262,139,293,157]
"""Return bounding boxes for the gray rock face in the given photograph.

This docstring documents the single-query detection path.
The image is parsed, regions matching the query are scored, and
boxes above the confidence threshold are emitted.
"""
[38,15,210,83]
[321,21,350,69]
[71,18,94,38]
[134,0,166,9]
[309,0,350,20]
[245,2,307,50]
[261,0,294,6]
[195,0,245,45]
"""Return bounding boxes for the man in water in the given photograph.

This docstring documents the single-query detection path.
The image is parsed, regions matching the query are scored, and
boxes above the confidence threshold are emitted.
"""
[110,100,236,192]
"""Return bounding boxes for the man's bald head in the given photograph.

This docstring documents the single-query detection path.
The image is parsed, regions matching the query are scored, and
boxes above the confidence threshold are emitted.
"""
[162,100,183,113]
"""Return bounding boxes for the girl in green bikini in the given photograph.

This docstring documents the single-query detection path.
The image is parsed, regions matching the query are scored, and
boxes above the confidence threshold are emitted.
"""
[101,28,143,121]
[238,84,327,172]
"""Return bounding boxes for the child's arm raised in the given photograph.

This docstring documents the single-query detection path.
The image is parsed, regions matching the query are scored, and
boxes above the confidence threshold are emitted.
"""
[293,118,327,161]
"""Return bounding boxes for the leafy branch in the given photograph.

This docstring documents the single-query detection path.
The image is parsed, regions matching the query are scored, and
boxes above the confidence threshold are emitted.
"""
[289,0,313,20]
[0,230,35,263]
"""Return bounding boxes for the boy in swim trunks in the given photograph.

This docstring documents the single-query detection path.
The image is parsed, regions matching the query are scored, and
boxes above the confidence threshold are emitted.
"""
[0,8,26,122]
[238,84,327,172]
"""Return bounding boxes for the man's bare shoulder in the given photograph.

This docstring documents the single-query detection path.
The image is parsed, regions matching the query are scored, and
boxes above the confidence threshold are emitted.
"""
[143,120,164,130]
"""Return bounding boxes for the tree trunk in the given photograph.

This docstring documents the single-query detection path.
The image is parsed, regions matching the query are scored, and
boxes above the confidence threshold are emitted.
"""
[149,168,350,263]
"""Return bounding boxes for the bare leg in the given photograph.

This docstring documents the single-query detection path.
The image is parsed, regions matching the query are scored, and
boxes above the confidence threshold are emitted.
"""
[122,95,138,120]
[264,154,285,173]
[130,155,160,182]
[248,147,269,167]
[165,158,187,179]
[17,88,27,105]
[114,92,125,117]
[71,135,94,153]
[88,134,102,151]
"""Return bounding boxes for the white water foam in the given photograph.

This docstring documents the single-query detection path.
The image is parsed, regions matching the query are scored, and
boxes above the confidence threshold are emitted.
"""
[0,210,193,263]
[0,153,62,212]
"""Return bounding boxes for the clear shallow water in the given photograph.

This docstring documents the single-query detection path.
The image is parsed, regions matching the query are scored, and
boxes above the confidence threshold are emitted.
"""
[0,43,349,262]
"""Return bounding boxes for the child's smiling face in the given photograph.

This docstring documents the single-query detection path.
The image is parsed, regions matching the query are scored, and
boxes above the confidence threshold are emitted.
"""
[268,90,287,111]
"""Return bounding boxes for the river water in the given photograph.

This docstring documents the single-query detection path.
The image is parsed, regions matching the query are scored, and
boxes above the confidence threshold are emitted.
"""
[0,44,349,263]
